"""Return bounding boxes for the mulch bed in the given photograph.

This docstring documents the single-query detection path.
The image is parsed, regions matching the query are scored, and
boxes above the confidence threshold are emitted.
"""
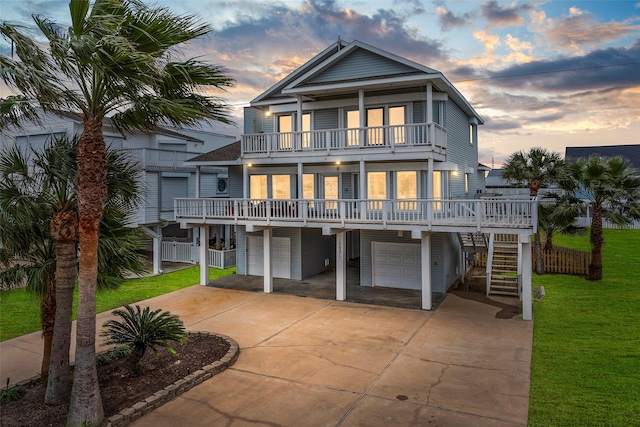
[0,334,230,427]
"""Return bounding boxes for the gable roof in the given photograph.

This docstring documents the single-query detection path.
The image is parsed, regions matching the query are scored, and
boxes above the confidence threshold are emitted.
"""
[485,169,512,188]
[250,40,483,124]
[565,145,640,169]
[186,141,241,165]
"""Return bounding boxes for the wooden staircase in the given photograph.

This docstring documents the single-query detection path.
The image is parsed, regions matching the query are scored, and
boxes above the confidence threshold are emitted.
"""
[457,232,488,254]
[487,237,519,297]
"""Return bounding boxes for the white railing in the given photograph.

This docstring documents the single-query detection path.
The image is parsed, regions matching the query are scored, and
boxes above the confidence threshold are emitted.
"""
[575,216,640,229]
[175,198,538,231]
[120,148,201,170]
[242,123,447,156]
[161,240,194,263]
[208,249,237,269]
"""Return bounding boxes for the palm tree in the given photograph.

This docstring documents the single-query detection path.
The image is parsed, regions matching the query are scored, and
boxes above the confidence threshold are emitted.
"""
[502,148,566,274]
[0,134,146,405]
[1,1,233,424]
[563,156,640,280]
[538,196,585,251]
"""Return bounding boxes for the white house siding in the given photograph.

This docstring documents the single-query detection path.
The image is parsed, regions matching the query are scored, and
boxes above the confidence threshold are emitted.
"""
[300,228,335,279]
[307,48,416,84]
[314,109,339,130]
[144,173,160,224]
[229,166,243,198]
[199,173,217,198]
[445,100,479,198]
[359,229,443,291]
[441,232,461,292]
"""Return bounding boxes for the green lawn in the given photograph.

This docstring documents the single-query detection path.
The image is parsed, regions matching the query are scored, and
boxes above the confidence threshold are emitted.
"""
[0,266,235,342]
[529,229,640,426]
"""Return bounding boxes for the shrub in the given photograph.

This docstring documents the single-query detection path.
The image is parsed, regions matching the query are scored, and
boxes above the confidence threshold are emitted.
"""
[101,305,187,371]
[0,385,25,405]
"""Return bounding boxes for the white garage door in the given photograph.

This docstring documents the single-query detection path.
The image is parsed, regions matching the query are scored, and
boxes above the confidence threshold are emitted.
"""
[372,242,421,290]
[246,236,291,279]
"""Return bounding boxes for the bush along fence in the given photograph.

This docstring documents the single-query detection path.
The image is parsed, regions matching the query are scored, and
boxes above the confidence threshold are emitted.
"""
[474,246,590,276]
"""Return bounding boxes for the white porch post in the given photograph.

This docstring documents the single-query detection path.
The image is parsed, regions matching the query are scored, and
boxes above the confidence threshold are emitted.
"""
[263,228,273,293]
[298,162,303,200]
[421,232,432,310]
[153,226,162,275]
[199,225,209,286]
[359,89,365,147]
[427,158,434,199]
[195,166,201,198]
[243,163,249,198]
[336,231,346,301]
[426,82,435,144]
[359,160,366,220]
[520,234,533,320]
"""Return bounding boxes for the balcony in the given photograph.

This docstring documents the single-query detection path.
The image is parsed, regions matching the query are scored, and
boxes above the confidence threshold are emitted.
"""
[175,198,537,233]
[120,148,202,171]
[241,123,447,161]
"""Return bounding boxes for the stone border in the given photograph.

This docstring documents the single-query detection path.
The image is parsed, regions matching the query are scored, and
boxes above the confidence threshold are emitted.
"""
[105,331,239,427]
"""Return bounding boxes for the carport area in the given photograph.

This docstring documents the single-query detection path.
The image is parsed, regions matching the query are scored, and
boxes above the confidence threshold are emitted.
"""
[125,284,532,426]
[207,264,449,311]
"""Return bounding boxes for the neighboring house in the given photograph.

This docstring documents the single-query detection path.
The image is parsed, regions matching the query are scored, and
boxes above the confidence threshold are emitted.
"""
[566,144,640,169]
[1,111,236,274]
[176,40,538,319]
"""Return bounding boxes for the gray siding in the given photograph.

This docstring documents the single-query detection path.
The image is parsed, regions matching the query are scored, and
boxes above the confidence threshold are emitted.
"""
[199,173,217,198]
[244,107,274,134]
[445,100,478,198]
[359,230,444,291]
[307,48,417,84]
[144,172,160,224]
[440,233,461,292]
[413,101,424,124]
[300,228,334,279]
[341,172,353,199]
[229,166,243,198]
[236,226,246,275]
[314,109,339,130]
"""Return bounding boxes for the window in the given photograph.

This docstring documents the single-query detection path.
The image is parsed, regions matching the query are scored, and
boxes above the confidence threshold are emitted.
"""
[389,106,406,144]
[396,171,417,210]
[302,113,311,148]
[469,124,475,145]
[366,108,384,145]
[272,175,290,199]
[303,174,315,200]
[323,176,338,209]
[250,175,267,199]
[347,110,360,146]
[432,102,441,125]
[278,115,293,149]
[433,171,442,210]
[367,171,387,209]
[465,173,470,193]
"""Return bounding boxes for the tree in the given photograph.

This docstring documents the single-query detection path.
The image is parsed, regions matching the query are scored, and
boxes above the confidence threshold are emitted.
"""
[0,134,146,404]
[1,1,234,425]
[538,196,585,251]
[562,156,640,280]
[501,148,566,274]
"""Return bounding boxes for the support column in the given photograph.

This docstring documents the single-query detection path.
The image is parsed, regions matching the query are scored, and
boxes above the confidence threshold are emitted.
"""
[199,226,209,286]
[336,231,346,301]
[243,163,249,198]
[520,234,533,321]
[427,158,434,199]
[298,162,303,200]
[421,232,432,310]
[426,82,433,122]
[263,228,273,293]
[359,89,365,147]
[195,166,201,198]
[153,226,162,275]
[359,160,366,220]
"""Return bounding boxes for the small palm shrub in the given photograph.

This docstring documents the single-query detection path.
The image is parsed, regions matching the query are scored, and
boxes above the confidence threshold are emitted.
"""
[101,305,187,371]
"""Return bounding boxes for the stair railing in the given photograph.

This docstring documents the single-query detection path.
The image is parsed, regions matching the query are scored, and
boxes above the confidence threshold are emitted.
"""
[485,233,495,296]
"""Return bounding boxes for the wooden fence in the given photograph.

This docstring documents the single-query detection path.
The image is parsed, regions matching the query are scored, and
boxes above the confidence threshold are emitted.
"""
[473,246,590,276]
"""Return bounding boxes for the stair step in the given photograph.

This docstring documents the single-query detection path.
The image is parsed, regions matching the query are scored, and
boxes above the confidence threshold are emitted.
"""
[490,285,519,292]
[489,290,519,296]
[491,278,518,284]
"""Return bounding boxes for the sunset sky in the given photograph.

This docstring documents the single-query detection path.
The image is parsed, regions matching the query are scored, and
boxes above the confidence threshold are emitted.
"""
[1,0,639,166]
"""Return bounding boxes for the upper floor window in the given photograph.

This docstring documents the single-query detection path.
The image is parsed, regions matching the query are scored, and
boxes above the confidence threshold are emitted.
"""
[250,175,267,199]
[367,171,387,209]
[469,124,476,145]
[272,175,291,199]
[396,171,417,210]
[432,102,442,125]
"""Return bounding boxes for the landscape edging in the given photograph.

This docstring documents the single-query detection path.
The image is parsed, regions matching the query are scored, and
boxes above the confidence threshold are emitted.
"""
[104,331,239,427]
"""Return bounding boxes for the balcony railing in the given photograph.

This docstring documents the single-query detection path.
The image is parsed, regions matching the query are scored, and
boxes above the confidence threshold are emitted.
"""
[175,198,537,231]
[120,148,202,170]
[242,123,446,156]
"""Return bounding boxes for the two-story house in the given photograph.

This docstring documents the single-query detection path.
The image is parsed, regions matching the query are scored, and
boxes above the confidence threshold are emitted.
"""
[1,110,236,274]
[176,40,537,319]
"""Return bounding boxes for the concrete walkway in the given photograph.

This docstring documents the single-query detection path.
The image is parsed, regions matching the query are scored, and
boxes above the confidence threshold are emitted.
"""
[0,286,532,426]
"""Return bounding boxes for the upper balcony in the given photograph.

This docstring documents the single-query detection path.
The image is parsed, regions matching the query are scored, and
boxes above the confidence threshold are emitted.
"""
[120,148,202,171]
[175,198,537,234]
[241,123,446,163]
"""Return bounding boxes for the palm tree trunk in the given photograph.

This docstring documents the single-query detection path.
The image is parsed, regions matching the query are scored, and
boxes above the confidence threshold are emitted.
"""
[544,236,553,251]
[40,275,56,378]
[68,119,106,427]
[45,209,78,405]
[531,187,544,274]
[589,206,604,280]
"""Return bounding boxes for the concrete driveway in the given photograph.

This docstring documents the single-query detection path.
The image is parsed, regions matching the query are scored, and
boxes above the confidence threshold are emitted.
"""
[0,285,532,426]
[129,286,532,426]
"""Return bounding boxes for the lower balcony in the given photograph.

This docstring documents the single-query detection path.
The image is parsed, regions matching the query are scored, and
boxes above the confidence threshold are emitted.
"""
[175,198,537,233]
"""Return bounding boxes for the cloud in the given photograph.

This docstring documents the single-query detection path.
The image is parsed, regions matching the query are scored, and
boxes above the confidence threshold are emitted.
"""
[471,91,565,112]
[480,1,532,27]
[436,6,474,31]
[485,40,640,92]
